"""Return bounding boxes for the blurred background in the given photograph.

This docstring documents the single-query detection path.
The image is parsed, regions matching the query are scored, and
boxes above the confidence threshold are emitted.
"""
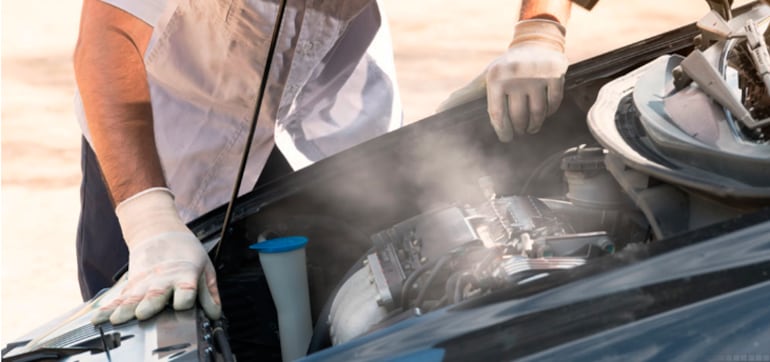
[1,0,746,343]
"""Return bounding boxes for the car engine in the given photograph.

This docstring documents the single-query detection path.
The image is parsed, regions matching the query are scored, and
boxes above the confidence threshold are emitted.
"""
[326,150,648,345]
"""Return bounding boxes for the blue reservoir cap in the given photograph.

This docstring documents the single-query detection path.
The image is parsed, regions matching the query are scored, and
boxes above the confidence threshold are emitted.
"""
[249,236,308,254]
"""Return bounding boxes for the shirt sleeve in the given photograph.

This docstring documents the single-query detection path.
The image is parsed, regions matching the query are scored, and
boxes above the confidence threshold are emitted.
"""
[99,0,168,26]
[571,0,599,10]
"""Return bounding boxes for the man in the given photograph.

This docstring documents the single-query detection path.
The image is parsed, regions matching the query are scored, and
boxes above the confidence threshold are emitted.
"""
[74,0,581,325]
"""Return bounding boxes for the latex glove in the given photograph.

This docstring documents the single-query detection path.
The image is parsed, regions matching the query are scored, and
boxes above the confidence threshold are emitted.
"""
[92,188,221,325]
[486,19,568,141]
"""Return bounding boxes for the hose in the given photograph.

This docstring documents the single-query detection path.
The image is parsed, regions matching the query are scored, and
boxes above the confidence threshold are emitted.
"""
[213,319,236,362]
[413,254,454,309]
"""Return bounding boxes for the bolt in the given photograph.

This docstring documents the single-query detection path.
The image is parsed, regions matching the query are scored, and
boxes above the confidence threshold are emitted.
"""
[376,296,384,306]
[420,257,428,263]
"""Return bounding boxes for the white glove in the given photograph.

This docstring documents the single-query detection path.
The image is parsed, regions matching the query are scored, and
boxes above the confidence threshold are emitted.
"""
[486,19,568,141]
[92,188,222,325]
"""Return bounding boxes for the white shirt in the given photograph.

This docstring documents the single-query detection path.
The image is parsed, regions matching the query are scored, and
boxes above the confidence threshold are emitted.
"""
[75,0,402,221]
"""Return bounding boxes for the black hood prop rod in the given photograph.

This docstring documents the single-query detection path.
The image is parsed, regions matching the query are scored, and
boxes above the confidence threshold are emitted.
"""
[213,0,289,263]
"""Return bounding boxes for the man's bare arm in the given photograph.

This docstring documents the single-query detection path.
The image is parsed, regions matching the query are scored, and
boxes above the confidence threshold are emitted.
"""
[74,0,164,205]
[75,1,222,325]
[520,0,572,24]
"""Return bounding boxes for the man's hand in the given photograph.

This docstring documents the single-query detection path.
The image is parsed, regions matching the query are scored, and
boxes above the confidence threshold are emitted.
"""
[486,19,568,141]
[92,188,221,325]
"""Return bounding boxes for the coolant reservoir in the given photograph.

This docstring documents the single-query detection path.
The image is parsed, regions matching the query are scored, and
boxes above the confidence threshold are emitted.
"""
[251,236,313,362]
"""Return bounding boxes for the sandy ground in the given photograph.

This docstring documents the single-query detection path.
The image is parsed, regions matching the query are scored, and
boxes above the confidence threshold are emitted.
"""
[0,0,746,344]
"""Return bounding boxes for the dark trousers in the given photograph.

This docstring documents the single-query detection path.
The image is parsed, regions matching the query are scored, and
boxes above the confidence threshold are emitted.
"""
[76,138,292,300]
